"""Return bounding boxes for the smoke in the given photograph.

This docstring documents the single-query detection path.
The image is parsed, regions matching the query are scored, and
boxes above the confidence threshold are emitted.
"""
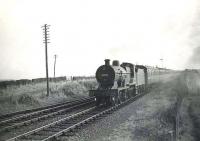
[186,22,200,68]
[185,2,200,69]
[187,47,200,68]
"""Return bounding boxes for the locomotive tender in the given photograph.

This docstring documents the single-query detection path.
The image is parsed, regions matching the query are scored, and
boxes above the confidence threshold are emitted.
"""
[89,59,148,106]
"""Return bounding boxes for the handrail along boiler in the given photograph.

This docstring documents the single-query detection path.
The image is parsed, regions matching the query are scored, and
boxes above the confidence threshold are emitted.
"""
[89,59,148,106]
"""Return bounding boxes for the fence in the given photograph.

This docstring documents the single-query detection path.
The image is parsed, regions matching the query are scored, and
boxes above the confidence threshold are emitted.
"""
[0,76,95,88]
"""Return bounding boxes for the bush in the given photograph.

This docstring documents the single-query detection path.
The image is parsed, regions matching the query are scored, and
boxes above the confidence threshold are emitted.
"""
[62,80,97,96]
[0,79,98,114]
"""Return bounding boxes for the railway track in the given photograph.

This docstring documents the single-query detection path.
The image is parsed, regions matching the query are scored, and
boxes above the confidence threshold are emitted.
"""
[0,97,95,133]
[0,97,93,121]
[6,93,145,141]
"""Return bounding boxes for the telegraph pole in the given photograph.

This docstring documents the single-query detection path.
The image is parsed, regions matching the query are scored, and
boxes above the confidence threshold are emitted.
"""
[42,24,50,96]
[54,54,57,77]
[160,58,164,68]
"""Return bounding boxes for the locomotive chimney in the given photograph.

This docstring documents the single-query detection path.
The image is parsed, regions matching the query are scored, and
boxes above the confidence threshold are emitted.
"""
[105,59,110,66]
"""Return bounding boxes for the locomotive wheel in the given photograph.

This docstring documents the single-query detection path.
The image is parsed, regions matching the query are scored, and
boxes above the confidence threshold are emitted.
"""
[123,90,128,101]
[105,97,111,106]
[118,91,123,103]
[124,92,127,101]
[119,91,126,102]
[110,95,117,106]
[95,97,101,106]
[117,95,122,104]
[135,87,138,95]
[126,90,130,99]
[132,85,137,95]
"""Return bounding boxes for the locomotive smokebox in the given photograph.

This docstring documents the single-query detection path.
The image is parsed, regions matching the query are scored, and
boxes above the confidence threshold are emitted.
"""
[105,59,110,66]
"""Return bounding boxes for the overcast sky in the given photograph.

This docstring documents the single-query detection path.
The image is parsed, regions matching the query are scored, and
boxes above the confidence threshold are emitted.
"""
[0,0,200,80]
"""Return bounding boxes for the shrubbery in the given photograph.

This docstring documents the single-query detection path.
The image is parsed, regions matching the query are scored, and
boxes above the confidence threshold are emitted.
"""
[0,79,97,114]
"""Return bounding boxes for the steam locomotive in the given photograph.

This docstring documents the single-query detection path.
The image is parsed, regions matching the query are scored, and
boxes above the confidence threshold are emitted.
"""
[89,59,149,106]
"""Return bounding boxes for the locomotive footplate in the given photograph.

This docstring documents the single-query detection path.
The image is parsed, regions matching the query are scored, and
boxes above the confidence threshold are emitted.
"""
[89,89,118,97]
[89,87,128,97]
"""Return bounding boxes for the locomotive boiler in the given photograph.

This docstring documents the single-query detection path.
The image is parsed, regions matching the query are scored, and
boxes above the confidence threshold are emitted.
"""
[89,59,148,106]
[96,59,129,89]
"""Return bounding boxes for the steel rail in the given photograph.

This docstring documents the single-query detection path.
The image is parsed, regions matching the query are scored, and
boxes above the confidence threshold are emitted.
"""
[6,93,145,141]
[0,97,94,126]
[41,93,145,141]
[6,107,96,141]
[0,100,94,133]
[0,96,93,121]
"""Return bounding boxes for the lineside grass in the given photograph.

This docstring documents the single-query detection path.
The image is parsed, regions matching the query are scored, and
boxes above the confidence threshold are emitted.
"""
[0,79,97,115]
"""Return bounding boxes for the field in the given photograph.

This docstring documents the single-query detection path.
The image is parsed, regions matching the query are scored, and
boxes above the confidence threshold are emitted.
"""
[59,72,200,141]
[179,71,200,141]
[0,72,199,141]
[0,79,97,115]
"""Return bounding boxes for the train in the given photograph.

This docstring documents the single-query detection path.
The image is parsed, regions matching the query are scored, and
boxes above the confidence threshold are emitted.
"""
[89,59,170,106]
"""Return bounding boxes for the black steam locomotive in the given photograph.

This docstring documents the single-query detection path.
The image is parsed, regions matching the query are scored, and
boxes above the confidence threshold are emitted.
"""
[89,59,148,106]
